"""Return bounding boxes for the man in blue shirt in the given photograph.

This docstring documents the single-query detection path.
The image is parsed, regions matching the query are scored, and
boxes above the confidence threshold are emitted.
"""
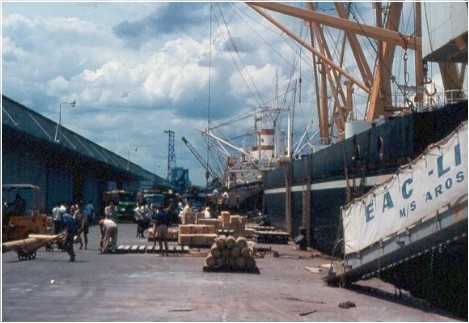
[62,213,77,262]
[153,204,171,256]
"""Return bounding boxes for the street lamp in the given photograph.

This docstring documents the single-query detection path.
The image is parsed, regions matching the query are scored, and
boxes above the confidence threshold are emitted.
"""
[54,100,77,142]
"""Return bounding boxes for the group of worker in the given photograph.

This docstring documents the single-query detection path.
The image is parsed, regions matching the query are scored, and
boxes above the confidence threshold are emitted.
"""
[133,202,152,238]
[133,202,172,256]
[52,200,94,262]
[50,199,119,261]
[52,192,236,262]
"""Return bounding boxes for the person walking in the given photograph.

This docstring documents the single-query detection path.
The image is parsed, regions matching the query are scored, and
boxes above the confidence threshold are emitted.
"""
[98,218,118,253]
[134,202,145,238]
[73,202,89,250]
[84,200,95,225]
[52,201,64,235]
[62,213,77,262]
[153,204,171,256]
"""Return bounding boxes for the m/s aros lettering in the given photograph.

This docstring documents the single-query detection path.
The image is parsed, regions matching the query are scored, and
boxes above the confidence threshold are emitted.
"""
[425,171,465,202]
[364,142,465,223]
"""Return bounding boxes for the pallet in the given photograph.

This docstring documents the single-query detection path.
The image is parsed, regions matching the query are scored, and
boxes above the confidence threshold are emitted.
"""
[252,226,277,232]
[253,246,272,253]
[217,229,234,236]
[116,245,190,254]
[253,231,290,244]
[202,266,260,274]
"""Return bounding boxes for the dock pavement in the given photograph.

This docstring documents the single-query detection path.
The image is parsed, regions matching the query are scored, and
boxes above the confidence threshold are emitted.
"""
[1,223,460,321]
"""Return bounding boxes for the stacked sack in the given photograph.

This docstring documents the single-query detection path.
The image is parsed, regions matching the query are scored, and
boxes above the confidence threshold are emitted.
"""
[203,235,259,273]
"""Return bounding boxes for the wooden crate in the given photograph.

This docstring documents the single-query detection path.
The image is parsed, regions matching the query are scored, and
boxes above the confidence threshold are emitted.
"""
[178,233,218,247]
[148,227,179,241]
[196,218,222,231]
[220,212,231,224]
[179,224,215,234]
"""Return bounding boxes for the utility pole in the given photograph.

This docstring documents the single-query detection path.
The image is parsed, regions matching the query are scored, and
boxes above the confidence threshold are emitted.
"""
[164,130,176,181]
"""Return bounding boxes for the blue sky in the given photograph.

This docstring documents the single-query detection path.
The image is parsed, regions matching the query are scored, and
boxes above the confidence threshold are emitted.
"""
[4,1,451,186]
[3,1,324,186]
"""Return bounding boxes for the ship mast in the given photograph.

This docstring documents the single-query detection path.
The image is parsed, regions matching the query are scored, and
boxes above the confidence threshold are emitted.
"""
[248,2,420,142]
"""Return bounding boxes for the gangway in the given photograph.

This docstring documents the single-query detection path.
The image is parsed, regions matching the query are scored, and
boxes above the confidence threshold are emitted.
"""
[326,122,468,316]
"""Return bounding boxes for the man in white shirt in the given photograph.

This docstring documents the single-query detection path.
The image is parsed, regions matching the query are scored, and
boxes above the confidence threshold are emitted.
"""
[99,218,118,253]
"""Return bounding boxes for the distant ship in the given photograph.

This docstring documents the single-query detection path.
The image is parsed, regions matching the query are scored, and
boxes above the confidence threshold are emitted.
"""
[202,106,285,212]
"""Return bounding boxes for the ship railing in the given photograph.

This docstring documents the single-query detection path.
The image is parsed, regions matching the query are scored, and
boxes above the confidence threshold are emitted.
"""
[392,89,467,113]
[443,89,468,105]
[258,158,277,170]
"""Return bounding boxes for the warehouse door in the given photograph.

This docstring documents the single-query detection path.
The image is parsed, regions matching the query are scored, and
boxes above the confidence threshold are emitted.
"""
[73,170,84,202]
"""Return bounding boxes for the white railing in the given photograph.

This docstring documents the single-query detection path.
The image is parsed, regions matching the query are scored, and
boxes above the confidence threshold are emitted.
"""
[392,89,467,113]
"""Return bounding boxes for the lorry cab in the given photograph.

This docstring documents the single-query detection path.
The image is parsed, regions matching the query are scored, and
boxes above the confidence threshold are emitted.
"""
[2,184,50,242]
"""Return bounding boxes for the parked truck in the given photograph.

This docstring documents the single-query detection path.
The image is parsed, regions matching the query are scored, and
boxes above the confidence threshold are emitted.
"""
[101,190,137,222]
[2,184,50,243]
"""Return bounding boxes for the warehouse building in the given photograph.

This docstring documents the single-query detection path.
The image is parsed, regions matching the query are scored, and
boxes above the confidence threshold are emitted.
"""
[2,95,172,213]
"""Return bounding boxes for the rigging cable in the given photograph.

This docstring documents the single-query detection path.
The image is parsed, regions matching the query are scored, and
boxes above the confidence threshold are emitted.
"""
[206,3,213,187]
[423,2,463,95]
[230,3,315,90]
[347,2,417,111]
[231,2,317,136]
[214,3,266,108]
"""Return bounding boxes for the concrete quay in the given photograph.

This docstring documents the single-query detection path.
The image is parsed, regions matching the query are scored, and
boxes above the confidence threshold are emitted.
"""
[1,223,461,322]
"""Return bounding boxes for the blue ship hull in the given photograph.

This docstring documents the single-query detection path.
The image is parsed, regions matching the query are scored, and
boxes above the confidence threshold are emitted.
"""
[263,101,468,254]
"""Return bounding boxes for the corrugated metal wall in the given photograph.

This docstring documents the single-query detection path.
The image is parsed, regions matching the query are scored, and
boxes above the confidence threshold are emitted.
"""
[2,95,180,215]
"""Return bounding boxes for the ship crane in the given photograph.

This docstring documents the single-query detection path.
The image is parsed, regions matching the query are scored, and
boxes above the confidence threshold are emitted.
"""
[181,136,221,181]
[198,129,259,162]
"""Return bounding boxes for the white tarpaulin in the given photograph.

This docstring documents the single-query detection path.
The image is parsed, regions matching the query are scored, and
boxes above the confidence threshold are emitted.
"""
[342,122,468,255]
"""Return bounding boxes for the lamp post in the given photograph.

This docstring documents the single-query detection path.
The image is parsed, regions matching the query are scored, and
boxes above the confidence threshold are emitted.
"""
[54,100,77,142]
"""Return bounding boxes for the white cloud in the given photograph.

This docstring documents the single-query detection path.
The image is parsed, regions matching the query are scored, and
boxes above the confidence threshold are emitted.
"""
[2,36,28,61]
[1,3,322,185]
[46,76,70,96]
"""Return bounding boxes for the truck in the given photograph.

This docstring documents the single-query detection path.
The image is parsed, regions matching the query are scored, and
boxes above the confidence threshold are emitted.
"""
[140,189,179,224]
[101,190,137,222]
[2,184,50,242]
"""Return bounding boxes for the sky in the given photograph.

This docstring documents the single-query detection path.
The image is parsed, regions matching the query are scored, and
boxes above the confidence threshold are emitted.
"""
[3,1,458,187]
[2,1,326,186]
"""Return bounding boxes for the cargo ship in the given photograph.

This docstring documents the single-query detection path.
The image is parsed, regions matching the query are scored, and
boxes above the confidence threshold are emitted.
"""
[201,106,282,212]
[246,2,468,253]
